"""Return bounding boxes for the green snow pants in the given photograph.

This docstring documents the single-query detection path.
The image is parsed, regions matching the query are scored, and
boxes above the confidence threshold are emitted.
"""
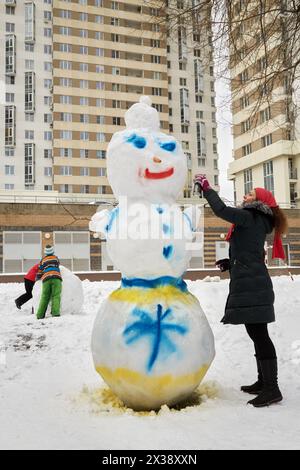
[37,279,62,319]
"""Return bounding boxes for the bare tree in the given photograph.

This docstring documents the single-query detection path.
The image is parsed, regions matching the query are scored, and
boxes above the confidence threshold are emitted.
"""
[145,0,300,130]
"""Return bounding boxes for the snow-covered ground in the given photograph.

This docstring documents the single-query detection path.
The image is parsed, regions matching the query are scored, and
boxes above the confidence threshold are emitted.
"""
[0,276,300,450]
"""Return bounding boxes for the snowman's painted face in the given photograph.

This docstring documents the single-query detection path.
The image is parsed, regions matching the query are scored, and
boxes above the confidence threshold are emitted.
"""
[107,130,187,202]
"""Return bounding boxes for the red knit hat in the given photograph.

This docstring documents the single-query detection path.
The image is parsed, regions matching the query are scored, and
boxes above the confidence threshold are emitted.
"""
[254,188,285,260]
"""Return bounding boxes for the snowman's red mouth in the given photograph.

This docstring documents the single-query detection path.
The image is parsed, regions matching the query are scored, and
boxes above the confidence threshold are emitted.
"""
[145,167,174,179]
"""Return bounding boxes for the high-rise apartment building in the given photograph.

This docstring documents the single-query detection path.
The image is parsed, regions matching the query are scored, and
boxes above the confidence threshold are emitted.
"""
[1,0,219,199]
[228,0,300,207]
[1,0,54,192]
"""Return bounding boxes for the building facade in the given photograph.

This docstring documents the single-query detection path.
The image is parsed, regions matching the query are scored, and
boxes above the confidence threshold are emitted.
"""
[228,0,300,207]
[1,0,54,192]
[1,0,219,199]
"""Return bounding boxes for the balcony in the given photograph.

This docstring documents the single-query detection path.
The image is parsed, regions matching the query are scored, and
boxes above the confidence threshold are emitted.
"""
[5,0,16,5]
[289,168,298,180]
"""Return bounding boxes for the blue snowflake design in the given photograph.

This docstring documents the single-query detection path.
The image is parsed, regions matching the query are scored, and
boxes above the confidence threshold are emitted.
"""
[123,304,188,373]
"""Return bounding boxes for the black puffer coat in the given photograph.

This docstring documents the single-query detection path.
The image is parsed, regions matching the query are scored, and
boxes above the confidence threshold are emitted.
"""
[204,189,275,325]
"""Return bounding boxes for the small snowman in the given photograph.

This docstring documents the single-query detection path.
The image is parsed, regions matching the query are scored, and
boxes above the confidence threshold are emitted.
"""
[90,96,215,410]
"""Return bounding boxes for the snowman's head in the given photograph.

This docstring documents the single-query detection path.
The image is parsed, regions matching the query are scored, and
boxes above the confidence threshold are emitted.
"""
[107,96,187,203]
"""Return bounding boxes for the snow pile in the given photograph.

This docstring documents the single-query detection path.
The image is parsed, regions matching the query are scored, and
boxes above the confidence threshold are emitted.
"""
[0,276,300,449]
[32,266,84,316]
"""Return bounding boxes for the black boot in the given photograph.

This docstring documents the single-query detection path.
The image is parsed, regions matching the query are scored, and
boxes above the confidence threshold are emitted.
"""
[15,299,21,310]
[241,355,263,395]
[248,358,283,407]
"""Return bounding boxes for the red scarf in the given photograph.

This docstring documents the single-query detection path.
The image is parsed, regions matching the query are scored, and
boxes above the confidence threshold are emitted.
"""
[226,188,285,260]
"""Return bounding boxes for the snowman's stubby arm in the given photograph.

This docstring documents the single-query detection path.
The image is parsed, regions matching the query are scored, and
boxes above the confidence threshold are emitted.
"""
[89,207,119,235]
[183,205,202,233]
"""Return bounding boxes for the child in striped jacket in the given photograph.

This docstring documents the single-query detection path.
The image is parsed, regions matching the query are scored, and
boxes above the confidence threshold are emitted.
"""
[36,245,62,319]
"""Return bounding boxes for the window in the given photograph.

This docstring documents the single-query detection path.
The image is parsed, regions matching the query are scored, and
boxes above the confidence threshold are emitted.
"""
[25,43,34,52]
[60,166,72,176]
[97,168,107,176]
[196,122,206,156]
[112,83,120,92]
[6,6,15,15]
[261,133,272,147]
[239,69,249,83]
[214,159,218,170]
[152,87,162,96]
[151,55,161,64]
[25,113,34,122]
[80,167,89,176]
[80,97,89,106]
[79,29,88,38]
[96,65,104,73]
[44,167,52,177]
[44,149,52,159]
[112,50,120,59]
[180,78,187,86]
[214,175,219,186]
[112,100,121,108]
[60,43,72,53]
[97,115,105,124]
[6,75,15,85]
[80,114,89,123]
[96,98,104,107]
[79,63,88,72]
[5,165,14,176]
[61,112,72,122]
[96,133,105,142]
[80,132,89,141]
[60,148,72,158]
[5,184,14,190]
[244,169,253,194]
[6,23,15,33]
[95,15,104,24]
[180,88,189,124]
[112,67,120,75]
[264,161,274,193]
[44,79,52,88]
[80,149,89,159]
[60,10,71,19]
[25,59,34,70]
[97,150,106,159]
[213,143,217,153]
[96,81,105,90]
[60,95,72,104]
[112,117,121,125]
[25,3,35,42]
[80,46,88,55]
[60,26,71,35]
[44,28,52,37]
[241,118,251,133]
[60,77,72,87]
[25,143,35,185]
[242,143,252,156]
[25,130,34,140]
[44,45,52,54]
[198,158,206,167]
[44,113,52,123]
[61,130,72,140]
[80,79,89,89]
[240,95,250,109]
[44,185,52,191]
[44,131,52,141]
[260,106,271,123]
[44,61,52,72]
[5,148,14,157]
[44,11,52,21]
[59,185,71,193]
[5,105,15,146]
[6,93,14,103]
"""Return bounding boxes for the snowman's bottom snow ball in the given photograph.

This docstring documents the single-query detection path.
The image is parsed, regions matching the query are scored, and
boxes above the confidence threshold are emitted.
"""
[92,278,215,411]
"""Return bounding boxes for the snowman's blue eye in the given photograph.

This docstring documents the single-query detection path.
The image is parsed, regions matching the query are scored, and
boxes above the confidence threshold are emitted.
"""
[127,134,147,149]
[160,141,176,152]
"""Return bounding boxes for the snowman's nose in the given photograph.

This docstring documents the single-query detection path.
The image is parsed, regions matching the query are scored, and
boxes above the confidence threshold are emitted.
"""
[153,156,162,163]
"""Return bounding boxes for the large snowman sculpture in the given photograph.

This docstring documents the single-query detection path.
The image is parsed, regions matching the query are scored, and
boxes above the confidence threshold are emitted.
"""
[90,96,215,410]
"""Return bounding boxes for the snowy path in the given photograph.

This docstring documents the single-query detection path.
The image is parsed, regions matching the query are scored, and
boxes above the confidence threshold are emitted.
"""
[0,277,299,450]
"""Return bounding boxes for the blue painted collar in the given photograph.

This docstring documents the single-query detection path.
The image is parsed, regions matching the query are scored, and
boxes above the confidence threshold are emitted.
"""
[121,276,188,292]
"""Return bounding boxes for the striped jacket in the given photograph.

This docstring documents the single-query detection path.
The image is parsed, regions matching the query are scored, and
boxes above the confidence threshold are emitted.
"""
[36,255,62,283]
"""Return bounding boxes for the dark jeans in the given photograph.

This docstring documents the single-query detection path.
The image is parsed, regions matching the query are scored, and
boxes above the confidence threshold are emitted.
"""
[15,279,35,307]
[245,323,277,360]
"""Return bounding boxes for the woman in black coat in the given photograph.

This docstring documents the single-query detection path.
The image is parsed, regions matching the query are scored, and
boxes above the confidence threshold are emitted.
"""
[194,174,288,408]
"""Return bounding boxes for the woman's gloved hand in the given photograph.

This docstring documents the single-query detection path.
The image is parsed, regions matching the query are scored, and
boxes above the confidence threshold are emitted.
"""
[194,174,211,192]
[215,258,230,272]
